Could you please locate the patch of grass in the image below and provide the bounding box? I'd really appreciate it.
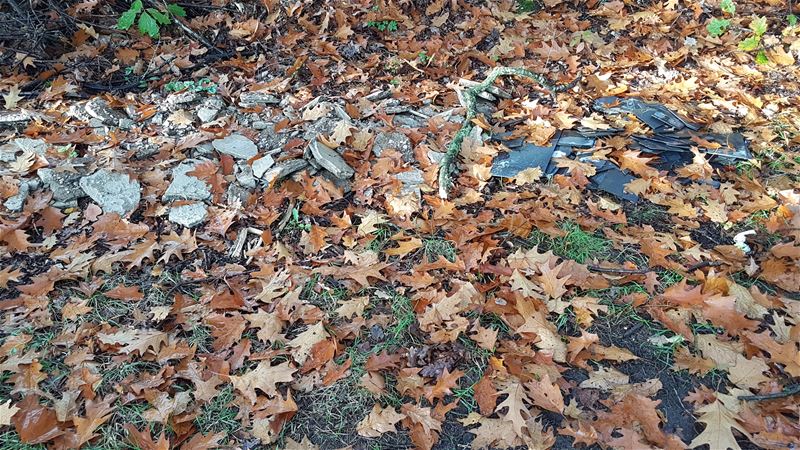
[24,329,56,352]
[366,227,393,253]
[659,270,684,288]
[0,432,46,450]
[529,222,611,264]
[385,292,415,345]
[300,274,350,314]
[186,324,213,353]
[85,401,149,450]
[86,294,135,327]
[285,375,377,448]
[423,238,457,263]
[516,0,541,13]
[628,203,669,225]
[195,386,240,436]
[101,361,161,392]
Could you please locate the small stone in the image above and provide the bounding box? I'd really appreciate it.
[38,168,86,203]
[372,131,413,162]
[166,91,199,107]
[395,168,424,197]
[212,134,258,160]
[0,111,31,129]
[239,92,280,108]
[163,161,212,202]
[79,169,141,215]
[308,140,354,180]
[236,164,256,189]
[169,203,207,228]
[252,120,269,130]
[226,183,252,205]
[4,182,30,212]
[427,150,446,164]
[197,97,224,123]
[252,155,275,178]
[84,98,130,128]
[262,159,309,185]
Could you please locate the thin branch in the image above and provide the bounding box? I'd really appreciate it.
[586,265,651,275]
[739,384,800,401]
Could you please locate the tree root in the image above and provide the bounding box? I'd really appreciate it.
[437,67,581,199]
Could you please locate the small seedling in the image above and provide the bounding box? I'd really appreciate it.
[366,20,398,32]
[287,207,311,232]
[117,0,186,38]
[164,78,217,94]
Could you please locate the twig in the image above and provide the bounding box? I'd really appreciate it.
[587,265,651,275]
[739,384,800,401]
[163,269,255,298]
[438,67,581,199]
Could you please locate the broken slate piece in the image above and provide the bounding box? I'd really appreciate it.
[586,159,639,202]
[163,161,212,202]
[308,140,355,179]
[593,96,700,133]
[0,111,32,129]
[395,168,424,197]
[252,155,275,178]
[0,138,47,162]
[238,92,280,108]
[85,98,133,128]
[79,169,141,215]
[212,134,258,160]
[262,159,309,185]
[491,141,558,178]
[169,203,208,228]
[197,97,224,123]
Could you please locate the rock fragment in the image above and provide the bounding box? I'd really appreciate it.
[169,203,208,228]
[212,134,258,160]
[79,169,141,215]
[372,131,413,162]
[197,97,224,124]
[163,161,212,202]
[252,155,275,179]
[262,159,309,184]
[4,182,30,212]
[308,140,354,179]
[38,167,86,205]
[239,92,280,108]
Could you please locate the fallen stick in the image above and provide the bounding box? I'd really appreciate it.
[739,384,800,401]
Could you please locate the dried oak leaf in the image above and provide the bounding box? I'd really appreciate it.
[356,404,406,437]
[11,395,63,444]
[231,360,296,404]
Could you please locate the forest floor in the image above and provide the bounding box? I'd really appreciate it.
[1,1,800,449]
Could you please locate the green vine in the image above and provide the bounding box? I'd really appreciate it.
[437,67,580,199]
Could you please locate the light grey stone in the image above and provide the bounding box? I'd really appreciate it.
[236,164,256,189]
[1,138,47,163]
[166,91,199,107]
[262,159,309,184]
[428,150,446,164]
[308,140,354,180]
[0,111,31,129]
[252,120,269,130]
[4,182,30,212]
[197,97,224,123]
[84,98,130,128]
[169,203,207,228]
[239,92,280,108]
[38,168,86,203]
[163,161,211,202]
[226,183,251,205]
[372,131,413,162]
[79,169,141,215]
[252,155,275,178]
[395,168,424,197]
[212,134,257,160]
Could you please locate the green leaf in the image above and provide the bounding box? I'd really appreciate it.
[138,11,160,37]
[130,0,143,13]
[707,18,730,37]
[166,3,187,17]
[788,14,798,27]
[147,8,171,25]
[117,9,137,30]
[738,35,760,51]
[750,16,767,36]
[720,0,735,15]
[755,50,769,65]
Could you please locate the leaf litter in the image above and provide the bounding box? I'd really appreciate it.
[1,1,800,449]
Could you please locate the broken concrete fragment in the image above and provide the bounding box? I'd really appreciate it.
[262,159,309,185]
[239,92,280,108]
[235,164,256,189]
[0,138,47,162]
[38,167,87,204]
[166,91,199,108]
[308,140,354,179]
[79,169,141,215]
[212,134,258,160]
[251,155,275,178]
[0,111,32,129]
[169,203,208,228]
[85,98,133,128]
[197,97,224,123]
[372,131,413,162]
[395,168,424,197]
[4,182,30,212]
[163,161,212,202]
